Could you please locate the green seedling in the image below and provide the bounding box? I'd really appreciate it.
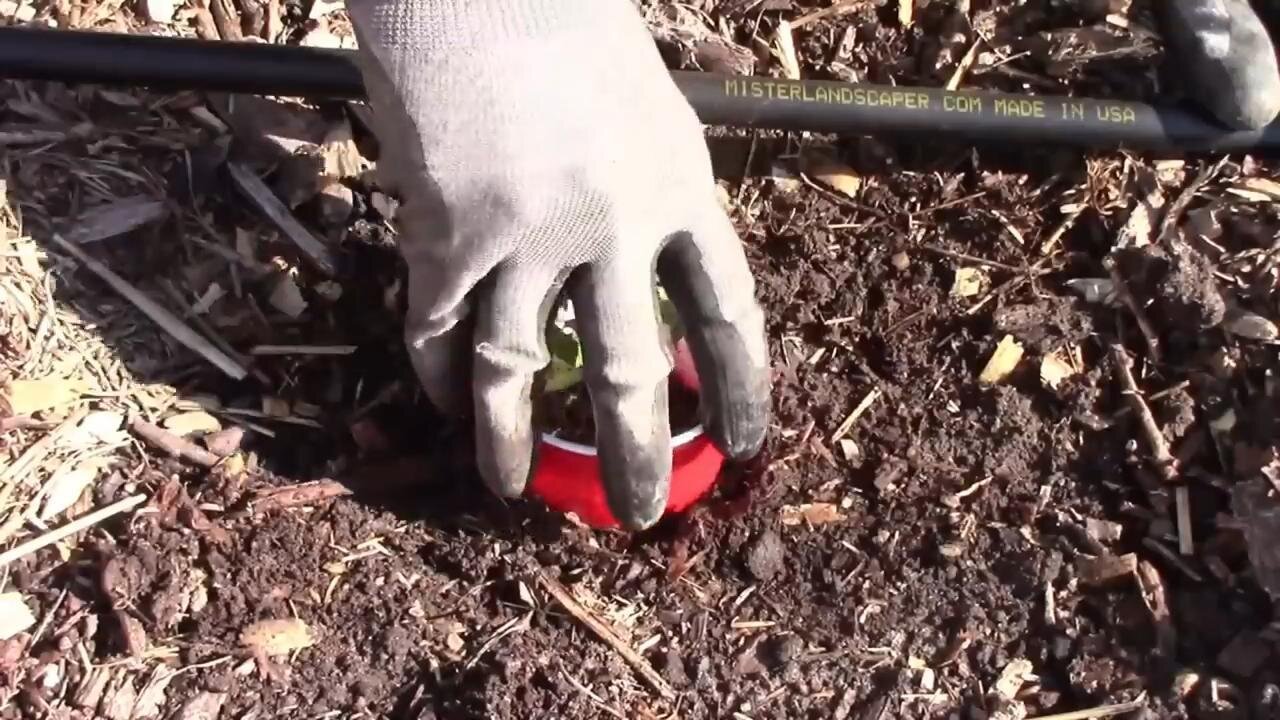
[542,287,682,394]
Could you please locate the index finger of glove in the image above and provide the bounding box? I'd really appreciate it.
[570,259,673,531]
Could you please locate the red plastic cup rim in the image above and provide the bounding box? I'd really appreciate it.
[537,424,708,456]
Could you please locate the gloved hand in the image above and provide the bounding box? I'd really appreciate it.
[1157,0,1280,130]
[345,0,771,529]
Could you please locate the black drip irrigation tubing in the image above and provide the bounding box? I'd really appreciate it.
[2,26,1280,152]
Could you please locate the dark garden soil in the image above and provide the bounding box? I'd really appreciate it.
[4,1,1280,719]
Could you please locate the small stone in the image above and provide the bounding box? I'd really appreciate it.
[765,634,804,667]
[661,648,690,687]
[1217,632,1273,678]
[891,251,911,271]
[733,643,767,676]
[142,0,175,23]
[745,530,785,581]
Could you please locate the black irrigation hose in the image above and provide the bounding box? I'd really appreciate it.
[4,25,1280,152]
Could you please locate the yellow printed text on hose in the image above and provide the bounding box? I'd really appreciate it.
[721,78,1139,126]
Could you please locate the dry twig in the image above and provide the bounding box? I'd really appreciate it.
[1109,345,1177,482]
[227,162,337,277]
[128,419,222,468]
[0,494,147,569]
[1104,256,1162,363]
[536,570,676,701]
[1027,696,1147,720]
[1156,157,1228,246]
[47,232,249,381]
[830,388,881,444]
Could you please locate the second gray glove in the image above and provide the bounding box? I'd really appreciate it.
[1158,0,1280,130]
[346,0,771,529]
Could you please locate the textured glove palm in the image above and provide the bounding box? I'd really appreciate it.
[346,0,770,529]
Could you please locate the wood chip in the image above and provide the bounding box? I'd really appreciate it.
[1076,553,1138,586]
[806,156,861,198]
[898,0,914,26]
[951,267,988,298]
[774,20,801,80]
[1085,518,1123,544]
[1229,177,1280,201]
[994,658,1033,700]
[1025,696,1148,720]
[174,692,227,720]
[320,118,365,181]
[979,335,1024,385]
[240,618,315,657]
[781,503,845,526]
[0,593,35,640]
[227,162,336,277]
[249,480,351,514]
[63,196,168,245]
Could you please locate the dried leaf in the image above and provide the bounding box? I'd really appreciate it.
[240,618,316,656]
[806,156,862,198]
[162,411,222,436]
[0,594,35,640]
[65,411,126,447]
[1064,278,1120,307]
[1223,310,1279,342]
[268,273,308,318]
[781,503,845,526]
[979,335,1024,385]
[41,465,98,520]
[2,378,87,415]
[1039,352,1075,390]
[951,267,988,298]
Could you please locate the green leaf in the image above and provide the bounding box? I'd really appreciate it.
[655,286,683,341]
[543,358,584,393]
[546,322,582,368]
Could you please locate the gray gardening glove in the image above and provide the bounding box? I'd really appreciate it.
[1157,0,1280,130]
[345,0,771,529]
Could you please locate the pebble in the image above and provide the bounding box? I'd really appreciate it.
[765,633,804,667]
[745,530,785,581]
